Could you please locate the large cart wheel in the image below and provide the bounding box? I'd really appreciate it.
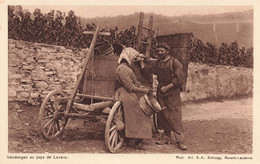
[38,90,68,140]
[105,101,124,153]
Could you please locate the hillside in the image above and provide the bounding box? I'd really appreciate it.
[80,10,253,48]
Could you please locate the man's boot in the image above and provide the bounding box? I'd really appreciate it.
[178,142,187,150]
[172,132,187,150]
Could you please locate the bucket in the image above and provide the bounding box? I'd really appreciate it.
[94,43,114,56]
[139,94,162,116]
[139,95,154,116]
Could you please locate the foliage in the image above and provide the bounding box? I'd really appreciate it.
[189,38,253,68]
[8,6,253,68]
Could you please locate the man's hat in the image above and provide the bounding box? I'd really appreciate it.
[157,42,170,50]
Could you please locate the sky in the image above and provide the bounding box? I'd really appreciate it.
[22,5,253,18]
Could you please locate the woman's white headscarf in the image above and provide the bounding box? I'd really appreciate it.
[118,47,140,65]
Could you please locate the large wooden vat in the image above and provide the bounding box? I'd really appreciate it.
[83,54,118,98]
[82,53,152,98]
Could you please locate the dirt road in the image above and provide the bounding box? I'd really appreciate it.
[8,97,252,154]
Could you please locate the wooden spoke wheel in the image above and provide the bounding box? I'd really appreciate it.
[105,101,125,153]
[38,90,68,140]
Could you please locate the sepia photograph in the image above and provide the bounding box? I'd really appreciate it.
[0,0,258,163]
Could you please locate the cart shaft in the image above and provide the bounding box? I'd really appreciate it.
[73,101,113,112]
[55,96,113,112]
[76,93,114,101]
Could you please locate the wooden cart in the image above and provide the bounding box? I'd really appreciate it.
[38,25,153,153]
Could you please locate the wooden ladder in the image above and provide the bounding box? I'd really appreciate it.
[135,12,154,58]
[65,26,111,114]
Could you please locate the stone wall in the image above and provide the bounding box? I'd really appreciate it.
[181,62,253,102]
[8,39,253,105]
[8,39,86,105]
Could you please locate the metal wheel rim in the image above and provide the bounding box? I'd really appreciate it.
[38,90,68,140]
[153,113,164,134]
[105,101,124,153]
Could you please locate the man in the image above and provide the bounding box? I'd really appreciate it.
[139,42,187,150]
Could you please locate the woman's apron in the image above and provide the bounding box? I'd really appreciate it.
[115,88,152,139]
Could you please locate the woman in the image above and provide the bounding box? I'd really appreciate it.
[115,47,152,147]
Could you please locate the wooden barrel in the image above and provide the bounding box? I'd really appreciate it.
[156,33,193,92]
